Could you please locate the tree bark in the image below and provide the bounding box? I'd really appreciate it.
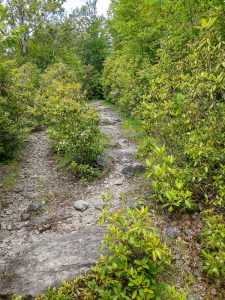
[18,3,27,57]
[21,32,27,57]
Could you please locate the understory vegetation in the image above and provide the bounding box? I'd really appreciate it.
[0,0,106,177]
[102,0,225,290]
[1,0,225,298]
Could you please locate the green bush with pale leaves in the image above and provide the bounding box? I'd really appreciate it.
[200,211,225,278]
[38,63,102,177]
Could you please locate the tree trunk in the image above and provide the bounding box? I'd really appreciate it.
[21,32,27,57]
[19,4,27,57]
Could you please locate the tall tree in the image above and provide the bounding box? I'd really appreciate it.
[68,0,109,71]
[3,0,64,57]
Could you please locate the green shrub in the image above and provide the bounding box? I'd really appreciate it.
[0,98,21,161]
[38,63,102,177]
[200,210,225,279]
[81,64,103,100]
[137,13,225,212]
[45,96,102,176]
[103,3,225,214]
[41,62,77,89]
[6,62,40,128]
[102,53,148,115]
[0,60,15,97]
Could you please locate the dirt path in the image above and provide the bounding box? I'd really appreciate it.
[0,101,145,297]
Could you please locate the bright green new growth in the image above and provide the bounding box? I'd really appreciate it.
[200,210,225,278]
[0,62,40,161]
[102,0,225,284]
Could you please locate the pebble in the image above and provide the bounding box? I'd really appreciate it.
[21,211,31,221]
[165,226,179,239]
[105,142,121,149]
[74,201,89,212]
[194,269,202,278]
[14,188,22,194]
[27,201,42,212]
[7,225,12,231]
[94,204,103,210]
[111,179,124,186]
[172,253,182,261]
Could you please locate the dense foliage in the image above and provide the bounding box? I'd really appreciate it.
[103,1,225,210]
[103,0,225,284]
[0,1,104,172]
[0,98,21,160]
[200,210,225,277]
[37,63,102,177]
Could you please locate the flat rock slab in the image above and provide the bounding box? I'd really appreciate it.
[0,226,105,297]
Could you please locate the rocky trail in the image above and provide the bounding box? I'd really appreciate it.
[0,101,145,297]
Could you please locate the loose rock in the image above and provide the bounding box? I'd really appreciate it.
[14,188,22,194]
[27,201,42,212]
[122,163,146,176]
[21,211,31,222]
[74,200,89,212]
[96,155,112,169]
[165,226,179,239]
[111,178,124,186]
[105,142,121,149]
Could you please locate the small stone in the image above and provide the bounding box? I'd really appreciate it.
[165,226,179,239]
[0,229,10,242]
[127,199,137,208]
[124,152,136,161]
[194,269,201,278]
[122,163,146,176]
[112,179,124,186]
[7,225,12,231]
[4,209,12,215]
[27,201,41,212]
[95,204,103,210]
[96,155,112,169]
[14,188,22,194]
[74,201,89,212]
[101,118,120,126]
[105,151,120,160]
[148,210,155,217]
[21,211,31,221]
[172,253,182,261]
[16,223,25,230]
[101,119,113,125]
[105,142,121,149]
[38,223,52,233]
